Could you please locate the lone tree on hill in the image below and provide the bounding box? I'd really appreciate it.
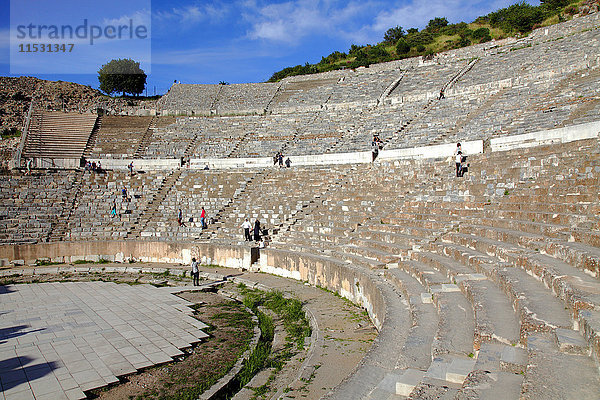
[98,59,146,96]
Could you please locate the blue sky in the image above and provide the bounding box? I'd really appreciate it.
[0,0,537,95]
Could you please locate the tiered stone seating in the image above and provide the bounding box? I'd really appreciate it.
[213,82,280,114]
[210,166,349,242]
[156,84,220,114]
[274,138,600,397]
[328,69,401,105]
[140,170,252,241]
[22,111,97,159]
[90,116,154,158]
[64,170,164,240]
[145,117,241,159]
[269,77,339,111]
[388,62,465,100]
[0,171,76,244]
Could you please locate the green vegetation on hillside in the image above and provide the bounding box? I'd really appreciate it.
[267,0,586,82]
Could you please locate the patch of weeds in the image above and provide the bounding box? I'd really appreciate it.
[73,259,110,265]
[504,189,509,196]
[1,273,23,285]
[468,352,474,358]
[251,383,270,398]
[35,259,64,266]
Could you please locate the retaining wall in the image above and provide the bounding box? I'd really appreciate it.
[490,120,600,152]
[0,241,252,269]
[378,139,484,161]
[87,158,182,170]
[259,248,385,330]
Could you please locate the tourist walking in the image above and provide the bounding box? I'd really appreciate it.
[128,162,134,176]
[110,201,117,218]
[191,257,199,286]
[241,218,252,241]
[285,158,291,168]
[439,88,445,100]
[254,219,261,242]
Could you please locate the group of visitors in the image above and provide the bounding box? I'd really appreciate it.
[84,161,102,172]
[177,207,208,229]
[273,152,291,168]
[372,134,383,161]
[241,218,264,244]
[454,142,468,177]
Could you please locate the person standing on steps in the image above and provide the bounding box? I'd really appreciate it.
[191,257,199,286]
[200,207,207,229]
[439,87,445,100]
[178,209,186,227]
[285,157,291,168]
[454,143,466,177]
[241,218,252,241]
[455,151,464,177]
[111,201,118,218]
[128,162,134,176]
[254,219,261,242]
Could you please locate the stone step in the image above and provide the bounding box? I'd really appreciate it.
[384,268,438,370]
[457,342,526,399]
[523,332,600,399]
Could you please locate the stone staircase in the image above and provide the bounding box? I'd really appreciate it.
[82,117,102,159]
[22,110,98,160]
[90,115,155,159]
[128,169,183,239]
[133,116,157,158]
[47,169,85,242]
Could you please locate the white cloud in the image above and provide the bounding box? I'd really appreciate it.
[154,3,229,27]
[243,0,377,44]
[103,9,151,28]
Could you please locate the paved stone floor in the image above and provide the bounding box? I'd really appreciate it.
[0,282,209,400]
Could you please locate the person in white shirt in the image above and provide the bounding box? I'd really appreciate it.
[241,218,252,241]
[454,143,466,177]
[191,257,199,286]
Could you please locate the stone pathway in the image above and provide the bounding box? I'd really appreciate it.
[0,282,209,400]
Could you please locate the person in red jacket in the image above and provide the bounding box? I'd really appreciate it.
[200,207,207,229]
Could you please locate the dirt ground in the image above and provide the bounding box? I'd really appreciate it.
[1,262,377,399]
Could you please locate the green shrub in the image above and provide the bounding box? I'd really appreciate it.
[395,39,411,54]
[487,2,544,33]
[406,31,435,47]
[472,27,490,40]
[564,5,578,15]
